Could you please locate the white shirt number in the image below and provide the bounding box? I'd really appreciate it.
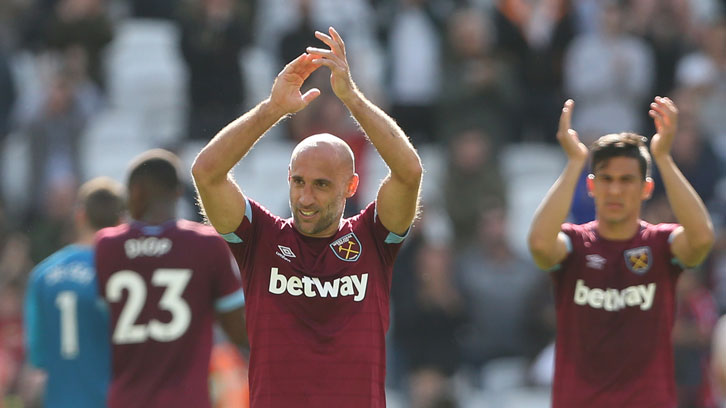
[106,268,192,344]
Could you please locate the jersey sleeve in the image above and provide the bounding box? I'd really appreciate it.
[657,222,686,270]
[210,235,245,312]
[368,201,409,266]
[536,223,576,273]
[24,269,45,368]
[220,198,277,270]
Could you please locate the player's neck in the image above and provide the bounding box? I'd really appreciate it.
[75,229,96,246]
[596,216,641,241]
[136,201,177,225]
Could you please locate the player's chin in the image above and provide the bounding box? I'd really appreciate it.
[293,216,317,234]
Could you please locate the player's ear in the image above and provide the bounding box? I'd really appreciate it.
[586,174,595,197]
[346,173,359,198]
[642,177,654,200]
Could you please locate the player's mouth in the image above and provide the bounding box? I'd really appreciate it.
[605,202,623,210]
[298,208,318,220]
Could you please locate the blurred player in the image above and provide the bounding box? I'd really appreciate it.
[528,96,714,407]
[192,27,422,407]
[24,177,124,407]
[95,149,246,408]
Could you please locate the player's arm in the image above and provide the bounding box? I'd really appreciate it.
[528,100,588,270]
[192,53,322,233]
[23,272,45,368]
[307,27,423,235]
[217,306,248,348]
[648,96,714,267]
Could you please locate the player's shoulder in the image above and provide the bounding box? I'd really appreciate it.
[96,223,132,243]
[345,201,376,226]
[174,219,230,247]
[561,221,597,237]
[30,245,91,282]
[175,219,219,237]
[639,221,680,240]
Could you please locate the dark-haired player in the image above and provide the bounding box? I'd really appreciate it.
[528,96,714,407]
[95,149,246,408]
[192,27,422,407]
[25,177,124,407]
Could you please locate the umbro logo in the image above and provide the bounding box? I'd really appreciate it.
[276,245,296,262]
[586,254,606,270]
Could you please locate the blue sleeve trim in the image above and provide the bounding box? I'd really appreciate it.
[667,228,689,268]
[542,233,571,273]
[374,202,411,244]
[671,257,687,268]
[385,229,409,244]
[562,233,573,253]
[244,197,252,222]
[221,232,243,243]
[544,264,562,272]
[221,197,252,243]
[215,288,246,312]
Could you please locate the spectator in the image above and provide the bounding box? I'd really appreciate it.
[675,15,726,160]
[437,7,519,144]
[442,128,506,248]
[495,0,575,142]
[456,206,540,370]
[44,0,113,90]
[397,242,465,408]
[0,49,16,205]
[379,0,446,144]
[179,0,255,141]
[672,269,719,408]
[21,67,95,222]
[563,0,654,138]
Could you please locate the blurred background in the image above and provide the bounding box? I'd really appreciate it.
[0,0,725,407]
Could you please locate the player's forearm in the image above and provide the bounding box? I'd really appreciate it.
[654,154,714,250]
[340,90,422,185]
[192,99,287,185]
[528,159,585,253]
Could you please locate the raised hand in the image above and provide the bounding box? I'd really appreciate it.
[648,96,678,159]
[306,27,356,103]
[269,53,322,114]
[557,99,588,161]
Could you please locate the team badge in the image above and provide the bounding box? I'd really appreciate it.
[330,233,362,262]
[624,246,651,275]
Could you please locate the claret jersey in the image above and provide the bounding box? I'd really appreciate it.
[223,198,406,408]
[95,219,245,408]
[550,220,682,408]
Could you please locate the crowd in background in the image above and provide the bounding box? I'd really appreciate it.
[0,0,725,406]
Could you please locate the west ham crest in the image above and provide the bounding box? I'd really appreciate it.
[330,233,362,262]
[624,246,652,275]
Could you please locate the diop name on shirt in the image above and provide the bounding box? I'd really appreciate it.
[268,267,368,302]
[574,279,656,311]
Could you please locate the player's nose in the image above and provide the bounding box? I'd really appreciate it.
[297,185,315,206]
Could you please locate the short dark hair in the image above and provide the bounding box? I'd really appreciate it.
[127,149,182,193]
[78,177,125,230]
[590,132,651,180]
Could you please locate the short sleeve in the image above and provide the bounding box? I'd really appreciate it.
[211,236,245,312]
[221,198,279,270]
[368,202,408,266]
